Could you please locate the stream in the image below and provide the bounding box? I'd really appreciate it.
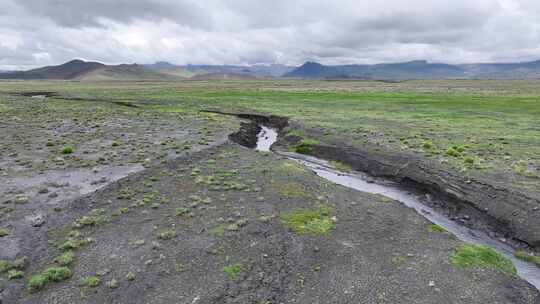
[255,126,540,290]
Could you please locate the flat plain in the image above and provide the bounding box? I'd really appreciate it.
[0,79,539,303]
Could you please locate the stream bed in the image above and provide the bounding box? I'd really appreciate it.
[255,126,540,290]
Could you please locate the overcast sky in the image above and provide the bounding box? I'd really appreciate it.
[2,0,540,69]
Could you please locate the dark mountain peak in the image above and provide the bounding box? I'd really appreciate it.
[64,59,86,65]
[301,61,323,68]
[284,61,327,78]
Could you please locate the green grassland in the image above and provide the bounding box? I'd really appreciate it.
[1,79,538,194]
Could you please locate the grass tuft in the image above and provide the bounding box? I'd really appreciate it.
[428,224,448,233]
[329,160,352,172]
[280,205,334,234]
[79,276,100,287]
[514,251,540,268]
[61,146,74,154]
[450,244,516,275]
[223,263,241,280]
[54,251,74,266]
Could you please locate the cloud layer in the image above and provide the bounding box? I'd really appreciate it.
[2,0,540,69]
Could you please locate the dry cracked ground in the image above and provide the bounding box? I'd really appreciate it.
[0,91,538,303]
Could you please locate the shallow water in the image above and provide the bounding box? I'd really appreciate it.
[255,126,540,290]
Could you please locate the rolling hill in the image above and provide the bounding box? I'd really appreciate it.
[0,60,183,81]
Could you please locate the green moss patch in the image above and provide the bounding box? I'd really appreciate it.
[280,205,335,235]
[450,244,516,275]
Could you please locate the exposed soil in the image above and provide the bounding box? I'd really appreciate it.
[2,143,537,303]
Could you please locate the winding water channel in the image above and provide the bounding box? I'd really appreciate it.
[255,126,540,290]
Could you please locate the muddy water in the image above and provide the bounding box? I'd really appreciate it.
[255,126,540,290]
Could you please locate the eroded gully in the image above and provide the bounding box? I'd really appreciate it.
[255,125,540,290]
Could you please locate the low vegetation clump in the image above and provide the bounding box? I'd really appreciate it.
[7,269,24,280]
[175,207,190,217]
[514,251,540,268]
[223,263,241,280]
[0,260,10,272]
[61,146,74,154]
[126,272,136,281]
[292,139,320,155]
[450,244,516,275]
[79,276,100,287]
[106,279,119,289]
[446,147,461,157]
[157,229,177,240]
[0,228,9,237]
[464,157,475,165]
[280,205,335,234]
[27,267,72,292]
[422,140,434,149]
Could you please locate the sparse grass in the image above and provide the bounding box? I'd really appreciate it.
[280,205,335,234]
[0,228,9,237]
[79,276,100,287]
[175,207,190,216]
[278,183,309,199]
[450,244,516,275]
[428,224,448,233]
[157,229,176,240]
[106,279,119,289]
[209,225,225,237]
[514,251,540,268]
[223,263,241,280]
[329,160,352,172]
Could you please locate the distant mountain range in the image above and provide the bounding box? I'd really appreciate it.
[0,60,294,81]
[2,59,540,81]
[285,60,540,80]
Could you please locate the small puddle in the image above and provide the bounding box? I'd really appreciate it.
[255,126,540,290]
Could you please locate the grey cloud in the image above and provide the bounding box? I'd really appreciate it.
[2,0,540,69]
[15,0,214,28]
